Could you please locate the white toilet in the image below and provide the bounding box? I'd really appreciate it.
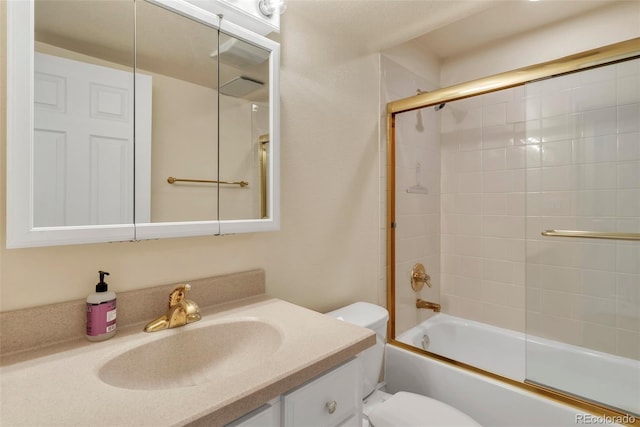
[327,302,481,427]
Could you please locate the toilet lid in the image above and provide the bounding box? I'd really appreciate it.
[368,391,482,427]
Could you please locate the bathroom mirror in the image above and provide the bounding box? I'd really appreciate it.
[134,0,221,226]
[6,0,280,247]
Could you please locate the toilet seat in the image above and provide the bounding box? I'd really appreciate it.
[368,391,482,427]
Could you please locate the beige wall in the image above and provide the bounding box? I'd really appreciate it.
[149,71,220,222]
[0,2,381,312]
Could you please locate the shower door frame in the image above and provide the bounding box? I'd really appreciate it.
[386,37,640,424]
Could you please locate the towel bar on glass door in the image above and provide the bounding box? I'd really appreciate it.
[541,230,640,241]
[167,177,249,187]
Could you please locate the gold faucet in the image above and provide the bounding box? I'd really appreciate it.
[416,298,441,313]
[144,284,201,332]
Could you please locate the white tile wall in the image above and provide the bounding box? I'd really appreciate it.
[439,58,639,360]
[526,58,640,360]
[440,87,528,333]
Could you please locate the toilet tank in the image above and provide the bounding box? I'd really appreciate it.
[326,302,389,397]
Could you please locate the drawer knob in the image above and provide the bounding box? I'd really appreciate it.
[326,400,337,414]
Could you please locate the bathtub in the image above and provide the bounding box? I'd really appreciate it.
[389,314,638,425]
[396,314,525,380]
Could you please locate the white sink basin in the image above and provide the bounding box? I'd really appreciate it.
[98,319,282,390]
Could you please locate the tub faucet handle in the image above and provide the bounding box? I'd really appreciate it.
[411,263,431,291]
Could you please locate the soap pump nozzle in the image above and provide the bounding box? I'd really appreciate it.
[96,270,110,292]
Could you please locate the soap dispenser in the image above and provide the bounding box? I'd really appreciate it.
[86,271,117,341]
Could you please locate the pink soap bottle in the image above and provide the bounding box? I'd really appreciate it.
[86,271,117,341]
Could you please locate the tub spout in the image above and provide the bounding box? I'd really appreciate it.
[416,298,441,312]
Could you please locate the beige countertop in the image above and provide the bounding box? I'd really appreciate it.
[0,296,375,426]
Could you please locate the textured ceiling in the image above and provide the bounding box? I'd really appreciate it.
[285,0,499,52]
[413,0,627,59]
[287,0,629,57]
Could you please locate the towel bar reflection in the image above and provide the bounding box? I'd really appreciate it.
[541,230,640,241]
[167,177,249,187]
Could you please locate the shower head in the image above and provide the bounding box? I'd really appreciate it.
[416,89,446,112]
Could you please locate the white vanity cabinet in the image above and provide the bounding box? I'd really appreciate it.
[283,358,362,427]
[225,358,362,427]
[225,399,281,427]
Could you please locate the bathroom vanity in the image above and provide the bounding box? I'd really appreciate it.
[0,271,374,426]
[224,358,362,427]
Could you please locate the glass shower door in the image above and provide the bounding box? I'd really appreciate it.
[524,57,640,415]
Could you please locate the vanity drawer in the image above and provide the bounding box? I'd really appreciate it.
[283,358,362,427]
[225,398,280,427]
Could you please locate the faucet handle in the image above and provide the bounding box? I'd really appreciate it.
[411,263,431,291]
[144,284,200,332]
[168,284,191,307]
[168,283,200,321]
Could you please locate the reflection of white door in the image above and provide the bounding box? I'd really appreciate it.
[33,52,151,226]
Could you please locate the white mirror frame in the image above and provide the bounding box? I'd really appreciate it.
[218,15,280,236]
[6,0,280,248]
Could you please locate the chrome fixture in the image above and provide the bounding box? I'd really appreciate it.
[144,284,201,332]
[411,263,431,291]
[415,89,445,111]
[258,0,286,17]
[421,334,430,350]
[416,298,441,313]
[406,163,429,194]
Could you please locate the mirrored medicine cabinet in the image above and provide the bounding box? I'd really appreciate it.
[6,0,280,248]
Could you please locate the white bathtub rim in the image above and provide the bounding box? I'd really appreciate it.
[397,313,639,367]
